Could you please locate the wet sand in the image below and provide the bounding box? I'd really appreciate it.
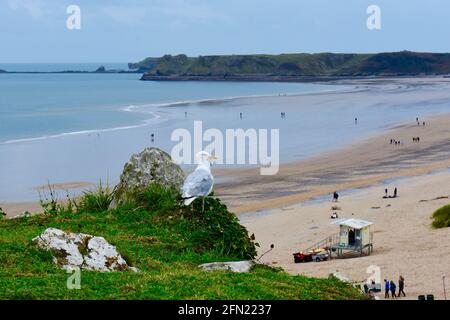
[215,112,450,214]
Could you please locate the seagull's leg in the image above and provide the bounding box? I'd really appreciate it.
[202,197,205,213]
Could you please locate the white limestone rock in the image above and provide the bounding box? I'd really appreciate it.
[329,271,350,283]
[32,228,136,272]
[198,260,255,273]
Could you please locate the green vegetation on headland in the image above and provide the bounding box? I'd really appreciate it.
[432,204,450,229]
[0,184,363,300]
[131,51,450,81]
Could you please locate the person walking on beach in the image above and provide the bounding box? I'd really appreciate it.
[398,275,406,297]
[384,279,390,298]
[355,117,358,124]
[332,191,339,202]
[240,112,243,119]
[390,280,397,298]
[394,187,397,198]
[385,188,388,198]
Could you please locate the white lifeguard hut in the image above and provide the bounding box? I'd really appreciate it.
[300,218,374,259]
[331,218,374,256]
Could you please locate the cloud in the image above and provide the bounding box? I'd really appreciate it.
[7,0,48,19]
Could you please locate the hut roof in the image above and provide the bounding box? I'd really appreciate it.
[334,218,373,229]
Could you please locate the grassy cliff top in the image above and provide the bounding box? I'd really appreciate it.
[0,184,363,300]
[131,51,450,78]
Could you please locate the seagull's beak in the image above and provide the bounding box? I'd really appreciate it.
[208,155,218,162]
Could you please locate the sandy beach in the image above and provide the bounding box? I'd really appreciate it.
[213,77,450,214]
[240,170,450,300]
[216,112,450,214]
[1,77,449,299]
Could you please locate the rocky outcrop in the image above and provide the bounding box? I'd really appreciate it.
[95,65,106,73]
[114,148,185,203]
[198,261,255,273]
[32,228,137,272]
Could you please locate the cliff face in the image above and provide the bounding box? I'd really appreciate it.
[134,51,450,81]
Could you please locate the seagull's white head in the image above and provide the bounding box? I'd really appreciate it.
[195,151,217,168]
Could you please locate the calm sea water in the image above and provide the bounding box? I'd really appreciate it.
[0,63,340,201]
[0,64,331,143]
[1,64,450,202]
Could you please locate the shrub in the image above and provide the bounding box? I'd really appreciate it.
[78,181,115,213]
[38,182,62,215]
[182,196,258,260]
[432,204,450,229]
[119,184,258,260]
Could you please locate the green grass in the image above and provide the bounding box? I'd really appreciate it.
[0,184,364,300]
[432,204,450,229]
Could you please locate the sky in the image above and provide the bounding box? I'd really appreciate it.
[0,0,449,63]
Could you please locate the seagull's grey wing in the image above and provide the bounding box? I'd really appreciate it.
[182,168,214,198]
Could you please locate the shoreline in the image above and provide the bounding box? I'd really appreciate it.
[0,82,353,146]
[3,110,450,218]
[212,111,450,214]
[4,76,450,218]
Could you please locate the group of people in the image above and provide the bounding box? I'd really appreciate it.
[384,187,398,199]
[384,276,406,298]
[390,139,403,146]
[416,118,426,126]
[241,111,287,119]
[412,137,421,142]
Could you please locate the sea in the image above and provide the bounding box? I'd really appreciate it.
[1,63,450,202]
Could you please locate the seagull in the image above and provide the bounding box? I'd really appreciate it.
[182,151,217,211]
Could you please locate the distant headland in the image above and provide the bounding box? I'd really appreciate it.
[0,65,140,74]
[131,51,450,82]
[4,51,450,81]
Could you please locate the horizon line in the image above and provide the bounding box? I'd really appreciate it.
[3,49,450,64]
